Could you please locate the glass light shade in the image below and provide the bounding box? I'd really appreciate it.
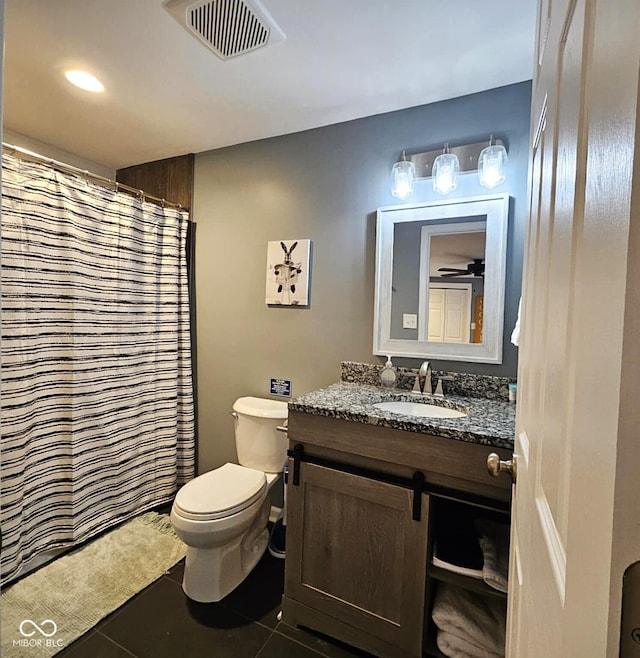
[478,144,508,188]
[432,153,459,195]
[391,159,416,200]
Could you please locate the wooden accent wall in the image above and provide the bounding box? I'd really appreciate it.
[116,153,195,210]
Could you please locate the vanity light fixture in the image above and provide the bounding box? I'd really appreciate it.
[478,135,508,189]
[64,70,105,93]
[391,137,508,197]
[390,150,416,200]
[432,144,460,195]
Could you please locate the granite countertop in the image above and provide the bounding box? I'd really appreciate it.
[289,382,515,450]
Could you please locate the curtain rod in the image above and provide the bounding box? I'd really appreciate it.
[2,142,190,215]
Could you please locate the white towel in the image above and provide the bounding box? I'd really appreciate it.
[432,584,506,656]
[510,297,521,346]
[432,546,484,580]
[437,630,503,658]
[476,519,510,594]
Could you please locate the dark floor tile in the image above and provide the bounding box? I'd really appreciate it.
[164,559,184,586]
[257,631,324,658]
[94,573,170,632]
[218,551,285,628]
[276,622,375,658]
[57,631,135,658]
[99,576,271,658]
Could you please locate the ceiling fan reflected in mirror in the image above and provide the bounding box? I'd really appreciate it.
[438,258,485,278]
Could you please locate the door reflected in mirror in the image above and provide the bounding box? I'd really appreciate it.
[375,195,508,363]
[426,227,486,344]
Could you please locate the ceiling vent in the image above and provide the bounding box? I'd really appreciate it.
[164,0,286,60]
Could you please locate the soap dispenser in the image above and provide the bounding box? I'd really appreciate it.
[380,356,397,389]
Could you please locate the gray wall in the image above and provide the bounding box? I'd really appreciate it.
[193,81,531,475]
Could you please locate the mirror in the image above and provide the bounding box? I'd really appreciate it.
[374,194,509,363]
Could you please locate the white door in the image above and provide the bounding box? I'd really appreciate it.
[442,288,470,343]
[428,285,471,343]
[505,0,640,655]
[428,288,445,341]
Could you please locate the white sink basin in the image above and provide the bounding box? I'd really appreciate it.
[373,401,467,419]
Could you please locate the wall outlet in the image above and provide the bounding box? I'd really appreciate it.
[402,313,418,329]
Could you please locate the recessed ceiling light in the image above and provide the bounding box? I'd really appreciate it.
[64,70,104,93]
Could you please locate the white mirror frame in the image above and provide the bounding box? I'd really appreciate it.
[373,193,509,363]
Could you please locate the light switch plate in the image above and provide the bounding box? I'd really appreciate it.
[402,313,417,329]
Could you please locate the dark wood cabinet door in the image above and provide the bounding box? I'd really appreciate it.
[284,461,429,657]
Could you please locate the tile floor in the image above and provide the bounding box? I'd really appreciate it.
[58,552,374,658]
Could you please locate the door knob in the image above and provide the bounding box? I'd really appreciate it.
[487,452,517,482]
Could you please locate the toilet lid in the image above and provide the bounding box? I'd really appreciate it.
[174,463,267,520]
[232,396,288,419]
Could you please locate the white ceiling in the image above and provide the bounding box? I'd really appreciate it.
[3,0,537,170]
[430,232,487,276]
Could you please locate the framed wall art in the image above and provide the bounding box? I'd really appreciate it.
[265,239,311,306]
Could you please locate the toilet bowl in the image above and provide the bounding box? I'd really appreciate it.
[170,396,288,602]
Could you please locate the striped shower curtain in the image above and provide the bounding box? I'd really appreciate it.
[0,152,195,584]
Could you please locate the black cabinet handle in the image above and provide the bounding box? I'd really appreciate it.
[291,443,303,486]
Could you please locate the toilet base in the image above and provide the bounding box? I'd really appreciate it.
[181,499,270,602]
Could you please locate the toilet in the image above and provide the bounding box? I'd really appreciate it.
[170,396,288,602]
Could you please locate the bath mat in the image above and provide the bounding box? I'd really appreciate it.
[1,512,186,657]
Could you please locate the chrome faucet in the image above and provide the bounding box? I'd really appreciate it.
[420,361,432,395]
[433,375,455,397]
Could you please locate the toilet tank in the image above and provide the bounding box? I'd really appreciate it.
[232,397,288,473]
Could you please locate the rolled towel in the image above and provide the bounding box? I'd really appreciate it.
[476,519,510,593]
[437,629,503,658]
[432,583,506,656]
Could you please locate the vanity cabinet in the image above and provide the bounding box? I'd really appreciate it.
[281,410,512,658]
[285,461,429,657]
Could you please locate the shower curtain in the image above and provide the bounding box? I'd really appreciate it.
[0,152,195,584]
